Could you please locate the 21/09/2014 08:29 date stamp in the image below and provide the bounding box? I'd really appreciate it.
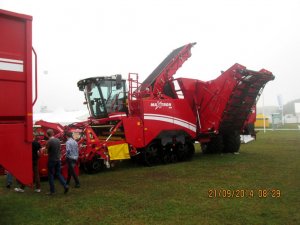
[208,189,281,198]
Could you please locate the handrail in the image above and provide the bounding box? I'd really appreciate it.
[32,47,38,105]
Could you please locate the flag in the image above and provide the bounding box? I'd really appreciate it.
[277,95,283,110]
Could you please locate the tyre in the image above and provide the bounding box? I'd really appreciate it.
[184,141,195,160]
[83,155,105,173]
[205,135,224,154]
[176,143,186,161]
[143,141,161,166]
[223,132,241,153]
[161,144,172,164]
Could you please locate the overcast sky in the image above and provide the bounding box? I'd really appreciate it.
[1,0,300,112]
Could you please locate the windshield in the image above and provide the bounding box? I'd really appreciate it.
[85,82,106,118]
[84,78,127,118]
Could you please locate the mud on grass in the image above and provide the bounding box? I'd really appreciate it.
[0,130,299,225]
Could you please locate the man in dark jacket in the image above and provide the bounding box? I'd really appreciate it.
[32,135,41,192]
[46,129,69,195]
[14,135,42,193]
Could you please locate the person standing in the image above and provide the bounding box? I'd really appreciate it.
[14,135,42,193]
[5,171,25,193]
[32,135,41,192]
[66,132,80,188]
[46,129,69,195]
[6,171,13,188]
[14,181,25,193]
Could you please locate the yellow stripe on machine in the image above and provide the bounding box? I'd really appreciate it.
[108,143,130,160]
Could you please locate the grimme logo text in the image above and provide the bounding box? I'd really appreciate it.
[150,101,172,110]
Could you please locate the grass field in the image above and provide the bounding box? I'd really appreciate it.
[0,130,299,225]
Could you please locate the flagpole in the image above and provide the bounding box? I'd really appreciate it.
[282,102,284,126]
[263,93,266,133]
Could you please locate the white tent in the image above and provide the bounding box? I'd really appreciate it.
[33,108,89,125]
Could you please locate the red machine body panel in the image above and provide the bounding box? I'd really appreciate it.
[122,116,144,148]
[177,63,274,135]
[0,10,33,185]
[141,99,196,146]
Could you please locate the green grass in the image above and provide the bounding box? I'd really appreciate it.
[1,131,299,225]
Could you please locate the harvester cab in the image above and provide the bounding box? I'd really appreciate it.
[77,75,128,119]
[77,75,132,171]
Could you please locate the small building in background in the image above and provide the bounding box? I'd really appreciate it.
[271,113,283,129]
[295,103,300,123]
[284,114,298,123]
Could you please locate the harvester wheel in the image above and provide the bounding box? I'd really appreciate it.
[223,132,241,153]
[201,143,209,154]
[162,144,176,164]
[176,143,186,161]
[162,148,171,164]
[170,146,178,163]
[83,156,105,173]
[205,135,224,154]
[184,141,195,160]
[143,141,161,166]
[176,142,195,160]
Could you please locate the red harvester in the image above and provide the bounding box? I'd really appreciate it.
[68,42,275,170]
